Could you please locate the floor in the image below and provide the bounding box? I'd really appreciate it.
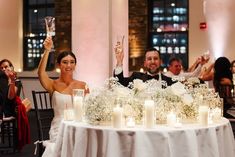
[1,111,38,157]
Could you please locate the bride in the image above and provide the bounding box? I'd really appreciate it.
[38,36,89,156]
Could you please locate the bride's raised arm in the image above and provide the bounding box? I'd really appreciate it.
[38,36,54,94]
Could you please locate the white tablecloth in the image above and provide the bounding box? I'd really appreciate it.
[53,118,235,157]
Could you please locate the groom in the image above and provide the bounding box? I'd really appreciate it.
[114,46,174,87]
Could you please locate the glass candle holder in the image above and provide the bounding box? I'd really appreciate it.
[73,89,84,121]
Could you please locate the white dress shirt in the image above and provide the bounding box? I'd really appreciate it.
[164,64,202,80]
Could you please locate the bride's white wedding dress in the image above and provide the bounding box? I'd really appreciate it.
[42,91,72,157]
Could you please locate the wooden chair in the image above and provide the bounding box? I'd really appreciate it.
[217,85,235,117]
[0,117,17,154]
[0,80,23,154]
[32,90,53,157]
[217,85,235,137]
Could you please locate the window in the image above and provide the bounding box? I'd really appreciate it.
[23,0,55,70]
[149,0,189,69]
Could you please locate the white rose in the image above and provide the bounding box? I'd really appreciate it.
[115,87,131,97]
[182,94,194,105]
[133,79,146,91]
[171,82,187,96]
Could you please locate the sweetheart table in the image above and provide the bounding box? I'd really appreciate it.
[53,118,235,157]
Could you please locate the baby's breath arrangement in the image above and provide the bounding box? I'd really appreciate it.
[84,88,114,124]
[83,77,221,125]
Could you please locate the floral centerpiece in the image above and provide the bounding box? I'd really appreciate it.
[83,77,222,125]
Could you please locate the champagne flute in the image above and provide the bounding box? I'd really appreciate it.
[202,51,210,61]
[45,16,55,51]
[115,35,125,53]
[45,16,55,37]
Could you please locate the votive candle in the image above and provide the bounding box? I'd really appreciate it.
[64,109,74,121]
[174,120,182,128]
[126,117,135,128]
[167,112,176,126]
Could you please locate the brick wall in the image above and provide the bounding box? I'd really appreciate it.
[129,0,148,71]
[55,0,72,54]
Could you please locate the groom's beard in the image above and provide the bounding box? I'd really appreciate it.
[147,68,159,75]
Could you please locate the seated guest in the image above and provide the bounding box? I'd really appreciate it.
[0,59,30,150]
[231,60,235,81]
[231,60,235,74]
[0,59,20,117]
[199,62,214,81]
[164,56,208,80]
[114,46,174,86]
[187,56,202,72]
[213,57,233,117]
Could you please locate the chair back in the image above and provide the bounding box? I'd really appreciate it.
[32,90,53,156]
[217,85,235,114]
[217,85,234,98]
[0,117,17,154]
[217,85,235,137]
[0,80,22,154]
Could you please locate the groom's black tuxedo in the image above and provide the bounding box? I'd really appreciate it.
[114,71,175,87]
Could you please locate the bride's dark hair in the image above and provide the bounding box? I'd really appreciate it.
[57,51,77,64]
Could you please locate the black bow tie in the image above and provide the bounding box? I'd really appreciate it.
[147,73,159,80]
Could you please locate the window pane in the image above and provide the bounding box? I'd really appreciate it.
[37,0,46,4]
[47,8,55,16]
[47,0,54,4]
[29,0,37,5]
[24,0,55,70]
[149,0,188,68]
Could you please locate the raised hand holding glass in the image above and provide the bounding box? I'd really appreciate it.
[115,35,125,53]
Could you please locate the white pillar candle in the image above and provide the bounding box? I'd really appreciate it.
[126,117,135,128]
[144,100,155,128]
[73,96,83,121]
[199,106,209,126]
[112,106,123,128]
[64,109,74,121]
[167,112,176,126]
